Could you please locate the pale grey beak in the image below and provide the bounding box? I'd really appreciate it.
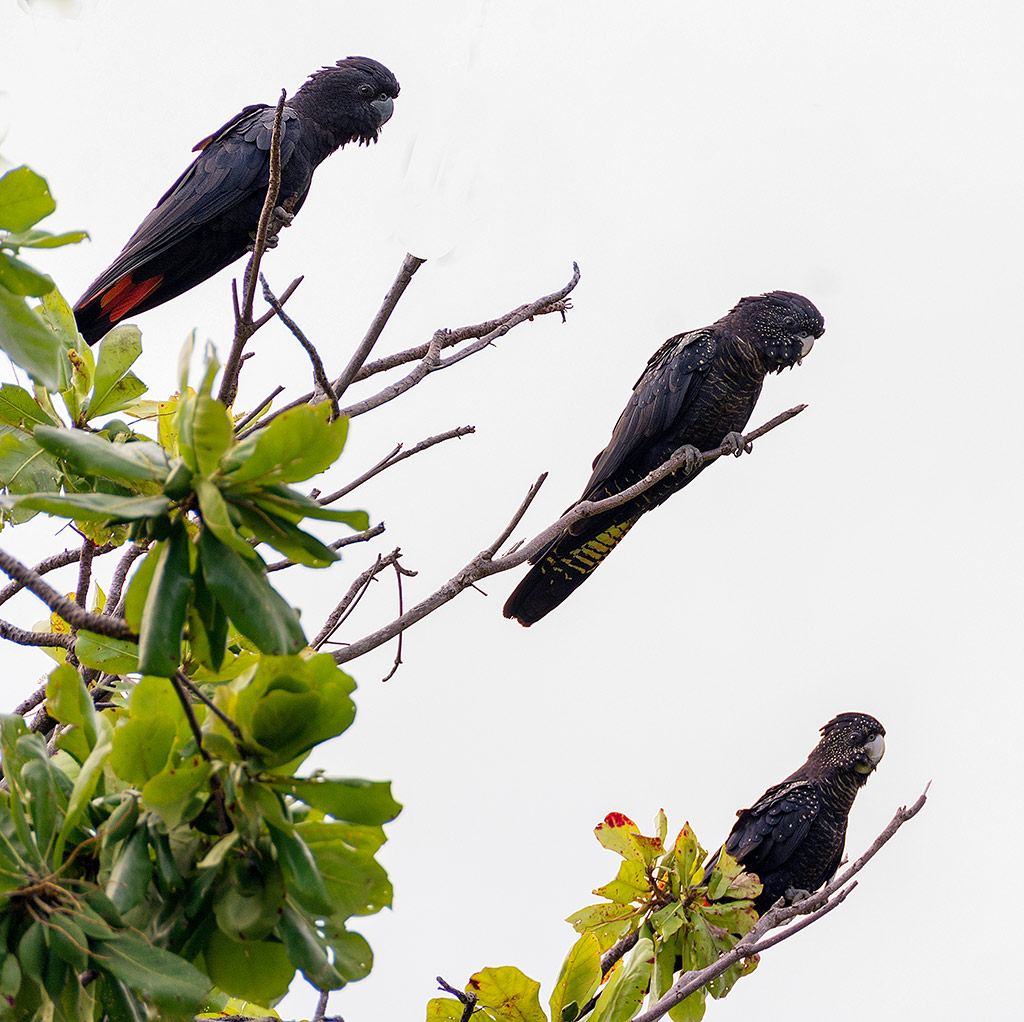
[372,96,394,126]
[799,332,815,358]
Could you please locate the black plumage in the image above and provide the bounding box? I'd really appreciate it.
[73,56,399,345]
[720,712,886,913]
[503,291,825,626]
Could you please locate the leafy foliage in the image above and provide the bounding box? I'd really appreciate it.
[429,812,761,1022]
[0,168,398,1019]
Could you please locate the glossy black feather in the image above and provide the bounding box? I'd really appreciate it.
[74,56,399,344]
[503,291,824,626]
[719,712,886,913]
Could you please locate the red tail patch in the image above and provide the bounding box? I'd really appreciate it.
[99,273,164,324]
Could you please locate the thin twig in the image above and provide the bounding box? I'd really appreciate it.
[254,262,579,430]
[311,548,403,650]
[312,989,330,1022]
[436,977,477,1022]
[0,548,138,642]
[234,385,286,433]
[381,558,417,683]
[332,407,804,665]
[218,89,287,408]
[329,252,426,402]
[168,672,229,835]
[261,274,340,419]
[338,264,581,420]
[176,671,243,741]
[318,426,476,505]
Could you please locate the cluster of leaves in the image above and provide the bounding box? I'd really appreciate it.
[0,661,399,1019]
[427,812,761,1022]
[0,167,400,1019]
[0,165,88,391]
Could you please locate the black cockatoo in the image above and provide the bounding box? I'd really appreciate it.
[503,290,824,625]
[718,712,886,913]
[74,56,399,345]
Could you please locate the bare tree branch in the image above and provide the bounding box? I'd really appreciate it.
[338,264,581,420]
[73,537,94,610]
[630,787,930,1022]
[318,425,476,505]
[104,542,149,617]
[0,618,74,649]
[332,407,805,665]
[219,89,287,409]
[0,542,116,610]
[258,262,580,430]
[261,273,340,420]
[329,252,426,402]
[0,548,138,643]
[312,548,405,651]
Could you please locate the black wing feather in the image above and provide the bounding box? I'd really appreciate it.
[584,329,716,493]
[79,105,298,302]
[724,780,821,877]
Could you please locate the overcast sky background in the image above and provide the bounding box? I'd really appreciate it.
[2,0,1021,1019]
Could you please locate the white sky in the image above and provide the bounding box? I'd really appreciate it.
[2,1,1022,1019]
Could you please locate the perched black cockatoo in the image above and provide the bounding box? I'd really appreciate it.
[718,712,886,914]
[73,56,399,345]
[502,290,824,626]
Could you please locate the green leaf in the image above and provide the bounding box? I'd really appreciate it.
[178,393,232,476]
[254,485,370,527]
[427,998,470,1022]
[33,424,169,485]
[0,253,53,296]
[53,716,113,864]
[468,965,547,1022]
[105,827,153,914]
[203,928,294,1006]
[232,500,340,567]
[86,326,146,420]
[268,776,401,825]
[110,717,175,787]
[590,936,653,1022]
[325,927,373,982]
[0,428,61,521]
[197,529,305,656]
[195,478,252,556]
[214,856,285,942]
[0,490,172,523]
[302,823,392,919]
[222,404,349,485]
[550,933,602,1022]
[45,663,98,749]
[138,521,192,677]
[123,543,159,631]
[1,228,89,249]
[0,167,55,232]
[277,900,345,990]
[593,860,648,906]
[0,383,59,429]
[75,630,139,674]
[268,825,333,916]
[141,758,212,829]
[672,823,707,887]
[0,283,62,389]
[89,931,211,1014]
